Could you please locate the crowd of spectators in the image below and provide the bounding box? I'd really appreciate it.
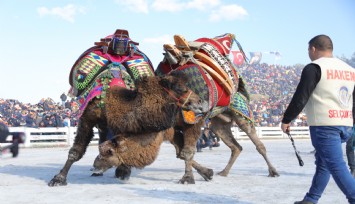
[0,97,79,128]
[0,63,308,128]
[238,63,307,127]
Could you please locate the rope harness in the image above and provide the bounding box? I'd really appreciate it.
[163,87,194,109]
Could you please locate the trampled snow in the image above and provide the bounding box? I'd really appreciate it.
[0,139,348,204]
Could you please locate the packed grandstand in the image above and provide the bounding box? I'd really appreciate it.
[0,63,312,128]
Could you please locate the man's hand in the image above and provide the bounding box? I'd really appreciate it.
[281,123,290,133]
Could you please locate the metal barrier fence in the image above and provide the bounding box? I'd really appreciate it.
[6,126,310,148]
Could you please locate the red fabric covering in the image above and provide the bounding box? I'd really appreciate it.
[109,78,126,88]
[156,62,174,75]
[93,50,124,63]
[212,33,234,56]
[195,37,227,56]
[214,78,230,106]
[195,33,234,56]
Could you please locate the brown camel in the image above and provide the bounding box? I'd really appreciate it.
[96,33,280,184]
[93,106,279,184]
[48,73,206,186]
[92,123,214,182]
[161,34,280,183]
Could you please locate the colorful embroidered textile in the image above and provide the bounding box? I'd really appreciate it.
[68,30,155,118]
[125,58,155,80]
[209,106,228,118]
[174,63,217,110]
[159,33,254,123]
[229,92,254,122]
[199,43,239,93]
[71,52,109,96]
[75,63,135,118]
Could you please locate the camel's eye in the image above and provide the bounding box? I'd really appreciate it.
[106,149,113,156]
[111,139,118,147]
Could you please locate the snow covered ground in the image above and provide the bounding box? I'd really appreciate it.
[0,139,349,204]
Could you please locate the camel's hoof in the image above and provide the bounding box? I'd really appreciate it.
[197,168,214,181]
[268,168,280,177]
[217,171,228,177]
[48,175,67,187]
[115,166,131,180]
[178,175,195,184]
[91,173,103,177]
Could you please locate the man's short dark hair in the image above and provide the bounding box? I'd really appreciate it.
[309,34,333,51]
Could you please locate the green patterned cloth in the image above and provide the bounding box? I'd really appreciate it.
[175,64,217,110]
[229,92,254,123]
[72,52,109,94]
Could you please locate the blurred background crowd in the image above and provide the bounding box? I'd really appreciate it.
[0,97,78,128]
[0,62,336,128]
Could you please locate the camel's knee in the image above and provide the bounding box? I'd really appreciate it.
[231,144,243,155]
[255,144,266,153]
[236,120,253,134]
[68,147,85,161]
[180,146,195,160]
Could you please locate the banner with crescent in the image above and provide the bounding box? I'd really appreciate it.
[231,50,245,66]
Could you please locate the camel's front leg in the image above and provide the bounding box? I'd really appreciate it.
[179,120,204,161]
[91,125,111,176]
[209,116,243,177]
[176,119,204,184]
[169,130,214,181]
[192,160,214,181]
[48,110,97,186]
[179,159,195,184]
[115,164,132,180]
[48,144,88,186]
[234,114,279,177]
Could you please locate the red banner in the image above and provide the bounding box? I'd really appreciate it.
[231,50,244,66]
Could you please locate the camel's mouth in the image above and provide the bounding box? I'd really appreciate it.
[185,100,209,115]
[92,154,114,174]
[91,167,106,175]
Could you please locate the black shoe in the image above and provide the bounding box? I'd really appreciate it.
[294,200,314,204]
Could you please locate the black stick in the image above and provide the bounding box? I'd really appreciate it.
[287,132,304,166]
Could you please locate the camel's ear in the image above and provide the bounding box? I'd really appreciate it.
[118,140,128,152]
[159,75,174,90]
[159,71,187,89]
[160,73,189,97]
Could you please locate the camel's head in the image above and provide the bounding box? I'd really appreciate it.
[92,139,124,174]
[93,130,166,174]
[159,71,209,115]
[91,154,113,175]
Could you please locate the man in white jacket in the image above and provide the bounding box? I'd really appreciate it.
[281,34,355,204]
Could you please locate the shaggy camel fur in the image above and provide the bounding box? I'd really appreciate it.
[96,130,168,170]
[48,73,206,186]
[92,126,214,182]
[93,108,279,184]
[91,77,280,184]
[95,38,281,184]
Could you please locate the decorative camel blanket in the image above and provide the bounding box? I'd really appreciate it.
[68,30,154,118]
[157,33,253,122]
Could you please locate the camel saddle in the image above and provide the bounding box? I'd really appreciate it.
[68,29,155,118]
[157,33,253,122]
